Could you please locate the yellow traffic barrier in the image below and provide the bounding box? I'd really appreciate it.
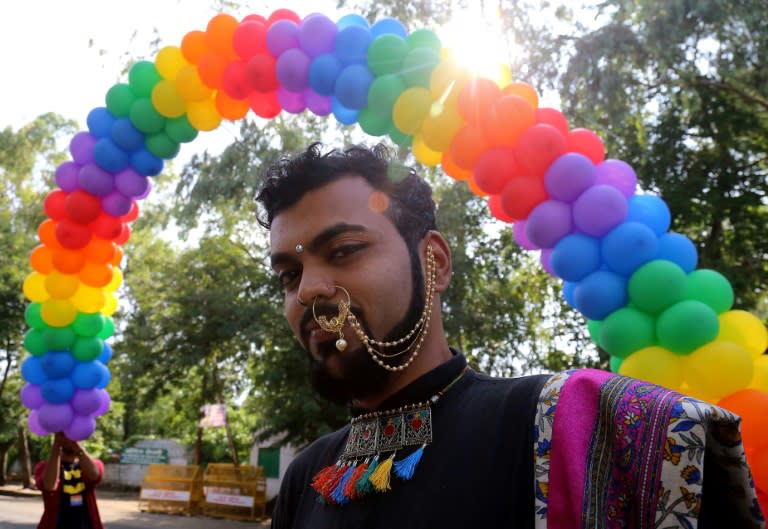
[138,464,203,516]
[201,463,267,521]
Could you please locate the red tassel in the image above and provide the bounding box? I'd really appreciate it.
[343,463,369,500]
[311,463,339,495]
[319,464,347,503]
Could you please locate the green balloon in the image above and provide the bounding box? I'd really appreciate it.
[587,319,602,347]
[358,108,392,136]
[129,98,166,134]
[25,303,46,330]
[146,131,181,159]
[73,312,105,338]
[367,74,405,118]
[106,83,137,117]
[400,48,440,88]
[24,329,48,356]
[628,259,687,314]
[367,35,409,76]
[72,336,104,362]
[165,115,199,143]
[406,28,442,54]
[599,307,656,358]
[387,126,412,148]
[98,317,116,340]
[43,326,77,351]
[685,269,734,314]
[129,61,162,98]
[656,300,719,354]
[609,355,623,373]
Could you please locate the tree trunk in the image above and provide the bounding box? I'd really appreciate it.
[194,427,203,466]
[17,426,32,489]
[0,446,8,486]
[224,418,240,467]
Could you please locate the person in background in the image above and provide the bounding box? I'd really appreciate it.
[34,432,104,529]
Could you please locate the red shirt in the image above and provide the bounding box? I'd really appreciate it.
[33,458,105,529]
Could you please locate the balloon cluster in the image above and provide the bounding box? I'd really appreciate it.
[18,9,768,501]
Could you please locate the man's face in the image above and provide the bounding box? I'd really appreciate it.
[270,176,422,402]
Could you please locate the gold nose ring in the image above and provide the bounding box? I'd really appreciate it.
[312,286,352,351]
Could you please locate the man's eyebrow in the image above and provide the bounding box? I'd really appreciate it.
[270,223,369,269]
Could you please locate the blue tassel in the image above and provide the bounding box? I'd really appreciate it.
[393,445,424,480]
[331,464,356,504]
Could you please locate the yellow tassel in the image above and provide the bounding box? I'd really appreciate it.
[368,454,394,492]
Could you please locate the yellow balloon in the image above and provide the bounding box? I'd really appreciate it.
[493,64,513,88]
[392,87,433,135]
[40,299,77,327]
[717,310,768,358]
[23,272,49,303]
[101,293,119,317]
[151,80,187,118]
[678,384,720,404]
[70,285,106,313]
[187,98,222,131]
[419,101,463,152]
[176,64,214,102]
[429,58,469,105]
[155,46,188,81]
[618,346,685,391]
[749,355,768,392]
[412,134,442,166]
[105,268,123,292]
[44,271,80,299]
[684,340,754,399]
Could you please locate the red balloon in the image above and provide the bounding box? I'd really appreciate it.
[718,389,768,450]
[488,194,514,223]
[121,201,139,223]
[473,146,520,195]
[56,219,92,249]
[500,175,549,221]
[248,91,281,119]
[567,128,606,164]
[535,107,569,136]
[233,20,268,59]
[89,213,124,241]
[114,223,131,245]
[221,60,250,100]
[482,95,535,147]
[44,190,69,220]
[457,78,501,124]
[448,124,489,170]
[245,54,279,93]
[65,190,102,224]
[242,14,267,24]
[514,124,567,177]
[267,9,301,25]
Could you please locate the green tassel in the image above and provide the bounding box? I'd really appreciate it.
[355,456,379,496]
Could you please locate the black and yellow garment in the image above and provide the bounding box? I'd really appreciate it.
[57,461,92,529]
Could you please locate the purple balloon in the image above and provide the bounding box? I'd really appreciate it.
[70,132,96,165]
[71,388,103,416]
[102,191,133,216]
[277,87,306,114]
[79,163,114,197]
[114,168,149,198]
[37,403,74,432]
[525,200,573,249]
[299,14,338,57]
[94,390,111,417]
[266,20,299,56]
[544,153,596,203]
[540,249,555,276]
[594,159,637,198]
[572,185,628,237]
[305,89,332,116]
[28,411,48,436]
[136,177,152,200]
[64,414,96,441]
[275,48,311,92]
[55,161,81,192]
[512,220,539,250]
[20,384,45,410]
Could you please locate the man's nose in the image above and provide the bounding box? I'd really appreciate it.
[296,271,338,307]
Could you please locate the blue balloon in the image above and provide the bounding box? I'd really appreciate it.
[130,148,163,177]
[573,270,628,320]
[562,281,577,308]
[656,232,698,273]
[551,233,602,282]
[309,54,342,96]
[21,356,47,385]
[97,364,111,389]
[334,64,373,109]
[626,194,671,235]
[336,13,369,30]
[335,25,372,65]
[93,138,130,173]
[111,118,145,152]
[41,378,75,404]
[98,343,113,364]
[601,222,658,276]
[332,97,359,125]
[87,107,116,138]
[71,361,105,390]
[40,351,76,380]
[370,17,407,39]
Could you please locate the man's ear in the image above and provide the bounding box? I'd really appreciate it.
[423,231,452,294]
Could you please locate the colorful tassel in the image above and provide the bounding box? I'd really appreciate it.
[393,445,425,480]
[355,456,379,496]
[369,453,395,492]
[344,461,369,499]
[331,464,357,505]
[311,463,339,495]
[319,464,347,503]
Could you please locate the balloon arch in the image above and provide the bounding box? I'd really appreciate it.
[17,8,767,502]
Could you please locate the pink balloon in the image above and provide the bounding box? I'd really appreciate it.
[594,159,637,198]
[277,87,306,113]
[95,390,111,417]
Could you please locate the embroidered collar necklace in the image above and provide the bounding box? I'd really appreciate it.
[311,364,470,505]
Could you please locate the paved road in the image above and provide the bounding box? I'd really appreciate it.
[0,490,270,529]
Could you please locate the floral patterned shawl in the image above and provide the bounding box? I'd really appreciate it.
[534,369,765,529]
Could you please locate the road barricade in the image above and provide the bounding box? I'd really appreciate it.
[202,464,267,521]
[138,464,202,516]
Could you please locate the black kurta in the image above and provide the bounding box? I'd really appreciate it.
[272,353,550,529]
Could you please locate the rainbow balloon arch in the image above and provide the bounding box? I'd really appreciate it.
[18,9,768,504]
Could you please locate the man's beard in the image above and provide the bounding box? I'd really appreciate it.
[302,249,426,404]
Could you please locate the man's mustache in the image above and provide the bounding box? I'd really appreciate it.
[299,301,364,339]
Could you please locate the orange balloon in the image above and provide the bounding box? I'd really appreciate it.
[215,91,250,120]
[457,78,501,124]
[37,220,60,249]
[29,245,54,274]
[482,95,535,147]
[718,389,768,450]
[440,151,471,181]
[750,449,768,502]
[110,246,124,267]
[206,14,239,59]
[79,262,114,288]
[466,175,489,197]
[502,81,539,109]
[448,124,489,170]
[83,238,117,264]
[181,30,209,64]
[52,247,86,274]
[197,52,228,89]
